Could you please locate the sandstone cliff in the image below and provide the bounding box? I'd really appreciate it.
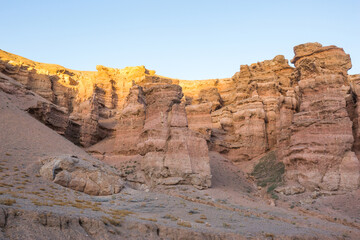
[282,43,359,192]
[1,43,359,193]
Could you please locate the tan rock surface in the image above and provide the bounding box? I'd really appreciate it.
[39,155,124,196]
[0,50,157,147]
[89,83,212,189]
[283,43,359,191]
[2,43,360,194]
[207,55,294,162]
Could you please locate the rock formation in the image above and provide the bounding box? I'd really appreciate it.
[282,43,360,191]
[208,55,294,162]
[1,42,360,193]
[40,155,124,196]
[88,83,211,189]
[139,83,211,188]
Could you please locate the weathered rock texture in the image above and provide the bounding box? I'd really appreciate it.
[208,55,294,162]
[88,83,211,189]
[282,43,360,191]
[1,42,360,192]
[139,83,211,188]
[0,50,156,147]
[39,155,124,195]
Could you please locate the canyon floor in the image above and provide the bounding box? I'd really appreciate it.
[1,84,360,239]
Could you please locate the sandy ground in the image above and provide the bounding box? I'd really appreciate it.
[1,74,360,239]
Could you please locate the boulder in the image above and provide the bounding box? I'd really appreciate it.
[39,155,124,195]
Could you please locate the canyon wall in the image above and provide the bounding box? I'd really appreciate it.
[1,42,359,192]
[282,43,359,191]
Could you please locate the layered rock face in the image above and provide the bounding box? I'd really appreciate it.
[282,43,360,191]
[0,51,212,189]
[208,55,294,162]
[1,43,360,192]
[0,50,157,147]
[139,83,211,188]
[88,82,211,189]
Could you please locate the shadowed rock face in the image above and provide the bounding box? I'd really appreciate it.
[88,83,212,189]
[139,83,211,189]
[282,43,359,191]
[208,55,294,162]
[1,42,360,192]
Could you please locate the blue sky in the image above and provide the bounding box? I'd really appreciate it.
[1,0,359,79]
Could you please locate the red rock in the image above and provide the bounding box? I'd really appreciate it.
[208,55,294,162]
[139,83,211,189]
[283,43,358,191]
[2,43,360,193]
[88,83,211,189]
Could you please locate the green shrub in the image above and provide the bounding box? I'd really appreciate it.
[251,151,284,196]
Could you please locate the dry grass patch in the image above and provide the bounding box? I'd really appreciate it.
[69,200,102,211]
[44,198,103,212]
[223,222,231,229]
[265,233,275,238]
[139,217,157,222]
[28,191,42,196]
[32,199,53,207]
[200,214,207,220]
[163,214,178,221]
[177,220,192,228]
[0,182,13,188]
[102,216,122,226]
[0,198,16,206]
[106,209,134,218]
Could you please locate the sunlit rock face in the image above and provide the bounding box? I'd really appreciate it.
[1,42,360,192]
[0,50,157,147]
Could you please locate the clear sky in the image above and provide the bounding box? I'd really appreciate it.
[1,0,359,79]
